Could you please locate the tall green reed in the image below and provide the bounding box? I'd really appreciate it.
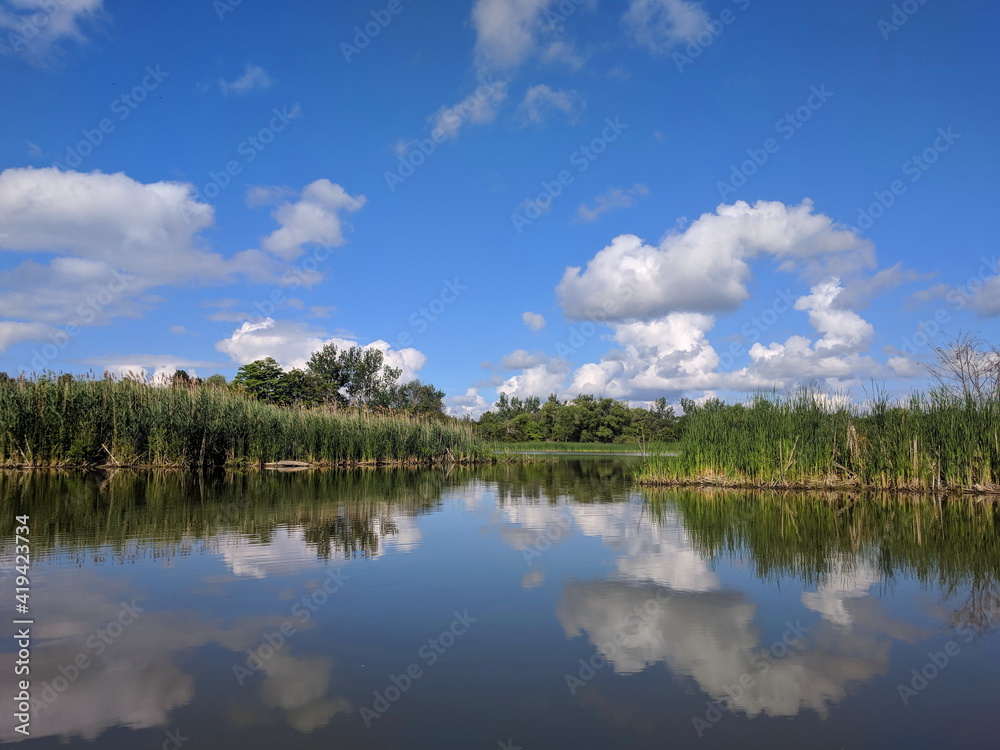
[639,387,999,492]
[0,375,488,468]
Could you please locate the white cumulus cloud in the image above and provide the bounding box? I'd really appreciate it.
[446,387,491,419]
[498,357,571,398]
[0,167,270,331]
[259,179,366,261]
[556,199,874,322]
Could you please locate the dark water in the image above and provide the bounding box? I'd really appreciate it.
[1,461,998,749]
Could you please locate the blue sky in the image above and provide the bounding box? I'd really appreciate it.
[0,0,997,415]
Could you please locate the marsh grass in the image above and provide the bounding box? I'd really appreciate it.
[638,389,1000,494]
[0,376,488,468]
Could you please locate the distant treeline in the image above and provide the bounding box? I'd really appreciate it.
[476,393,683,444]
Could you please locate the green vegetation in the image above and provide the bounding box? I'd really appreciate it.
[497,441,678,454]
[477,393,680,443]
[639,388,1000,493]
[0,375,486,468]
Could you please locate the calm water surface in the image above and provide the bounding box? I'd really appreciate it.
[1,460,998,749]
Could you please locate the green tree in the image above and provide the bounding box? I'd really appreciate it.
[475,410,507,441]
[205,374,227,388]
[512,412,545,441]
[307,344,403,409]
[551,404,582,442]
[393,380,445,417]
[538,394,561,438]
[495,392,510,414]
[306,343,348,406]
[338,347,402,409]
[645,397,679,441]
[277,369,326,406]
[232,358,286,403]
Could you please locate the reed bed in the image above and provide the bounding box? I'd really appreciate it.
[638,389,1000,494]
[0,376,488,468]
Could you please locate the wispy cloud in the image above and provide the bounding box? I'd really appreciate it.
[502,348,549,369]
[245,184,296,208]
[521,311,546,331]
[519,84,585,126]
[220,63,274,95]
[471,0,592,73]
[0,0,105,66]
[623,0,710,54]
[577,184,649,222]
[429,79,509,140]
[472,0,554,71]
